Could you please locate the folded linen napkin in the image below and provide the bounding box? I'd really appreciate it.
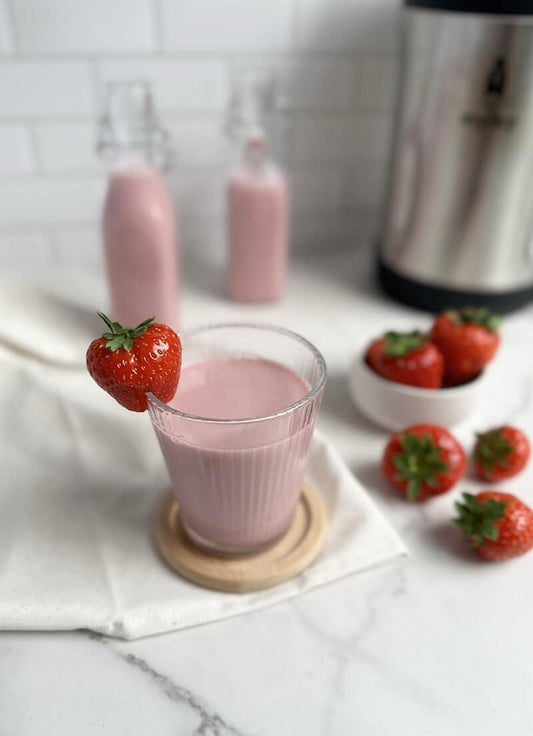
[0,287,407,640]
[1,278,100,368]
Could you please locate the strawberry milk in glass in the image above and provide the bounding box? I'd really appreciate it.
[225,70,289,303]
[98,82,179,329]
[147,324,326,556]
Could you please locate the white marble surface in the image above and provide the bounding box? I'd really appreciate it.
[2,249,533,735]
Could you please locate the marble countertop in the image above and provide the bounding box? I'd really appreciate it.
[2,249,533,735]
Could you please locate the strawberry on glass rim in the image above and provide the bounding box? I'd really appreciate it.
[86,311,181,412]
[365,330,443,389]
[382,424,466,501]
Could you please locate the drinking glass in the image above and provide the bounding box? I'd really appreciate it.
[147,323,326,556]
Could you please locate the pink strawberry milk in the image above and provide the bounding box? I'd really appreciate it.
[225,69,289,303]
[99,82,179,329]
[147,324,326,555]
[227,137,288,302]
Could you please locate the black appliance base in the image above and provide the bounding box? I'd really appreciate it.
[378,260,533,315]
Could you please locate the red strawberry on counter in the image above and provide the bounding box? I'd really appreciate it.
[453,491,533,561]
[431,307,500,386]
[382,424,466,501]
[86,312,181,412]
[473,425,530,482]
[365,331,443,389]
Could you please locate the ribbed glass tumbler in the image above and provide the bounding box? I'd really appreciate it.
[147,323,327,556]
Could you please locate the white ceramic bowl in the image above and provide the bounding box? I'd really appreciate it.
[348,353,489,431]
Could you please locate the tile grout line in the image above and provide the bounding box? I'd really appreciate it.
[24,120,43,174]
[288,0,298,50]
[2,0,18,55]
[0,50,397,63]
[88,55,102,115]
[151,0,164,52]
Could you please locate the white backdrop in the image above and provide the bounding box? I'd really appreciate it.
[0,0,399,272]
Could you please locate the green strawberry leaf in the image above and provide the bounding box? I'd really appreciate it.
[392,432,450,501]
[474,428,513,472]
[453,493,507,547]
[97,311,155,353]
[383,331,428,358]
[448,307,501,332]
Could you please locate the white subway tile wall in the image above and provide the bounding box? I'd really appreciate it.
[290,169,346,213]
[0,124,33,173]
[0,229,52,267]
[0,0,400,272]
[95,60,227,112]
[0,1,13,55]
[11,0,155,54]
[0,61,94,117]
[49,226,104,271]
[0,178,105,225]
[295,0,399,52]
[33,123,101,173]
[291,60,362,112]
[160,0,292,52]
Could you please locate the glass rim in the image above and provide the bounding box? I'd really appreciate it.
[147,321,327,425]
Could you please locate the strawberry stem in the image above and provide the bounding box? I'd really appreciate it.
[97,311,116,333]
[392,433,450,501]
[384,331,428,358]
[474,428,512,471]
[448,307,500,332]
[97,311,155,352]
[453,493,507,547]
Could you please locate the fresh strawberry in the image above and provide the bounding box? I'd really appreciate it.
[473,425,530,482]
[453,491,533,561]
[86,312,181,412]
[382,424,466,501]
[431,307,500,386]
[365,331,443,389]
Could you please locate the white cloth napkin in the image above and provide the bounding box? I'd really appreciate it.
[0,286,407,640]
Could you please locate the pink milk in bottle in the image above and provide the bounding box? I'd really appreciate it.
[99,82,179,329]
[227,137,288,302]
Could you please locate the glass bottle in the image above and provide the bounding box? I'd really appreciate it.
[225,70,289,303]
[98,81,179,329]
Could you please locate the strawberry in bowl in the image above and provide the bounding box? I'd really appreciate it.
[365,330,443,389]
[86,312,181,412]
[473,425,530,482]
[351,334,487,431]
[350,307,503,431]
[431,307,500,387]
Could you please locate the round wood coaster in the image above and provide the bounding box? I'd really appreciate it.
[156,482,326,594]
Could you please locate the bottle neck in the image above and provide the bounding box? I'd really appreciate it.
[98,82,171,172]
[107,147,159,174]
[239,135,271,173]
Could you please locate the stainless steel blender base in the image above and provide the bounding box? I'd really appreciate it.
[378,259,533,314]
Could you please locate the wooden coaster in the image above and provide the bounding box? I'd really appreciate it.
[156,482,326,593]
